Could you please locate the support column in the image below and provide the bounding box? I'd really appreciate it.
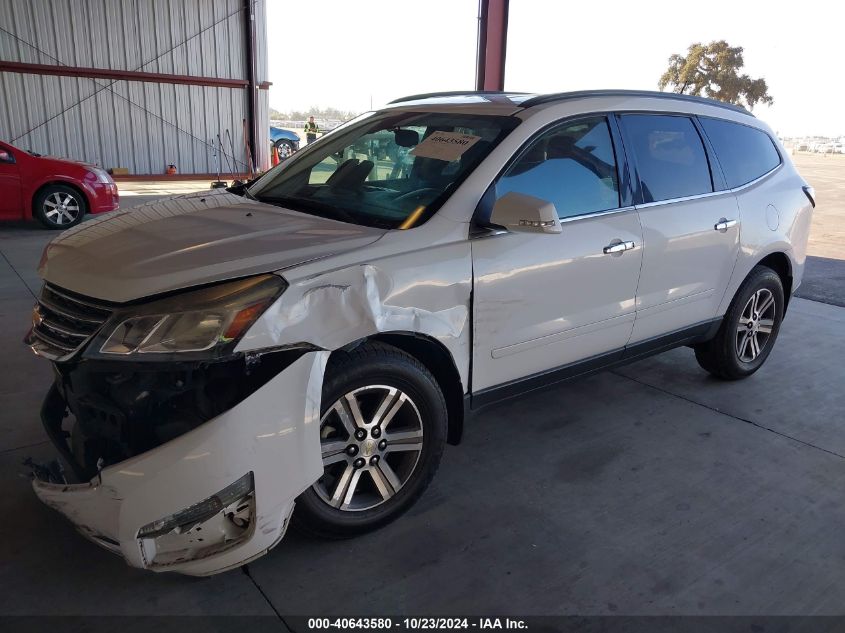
[475,0,510,91]
[244,0,258,175]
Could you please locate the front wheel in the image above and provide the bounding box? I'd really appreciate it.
[274,139,295,160]
[293,342,447,538]
[34,184,87,229]
[694,265,785,380]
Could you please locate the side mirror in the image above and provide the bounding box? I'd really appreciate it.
[0,149,14,164]
[489,191,561,234]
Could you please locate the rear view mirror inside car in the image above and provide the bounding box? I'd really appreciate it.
[394,128,420,147]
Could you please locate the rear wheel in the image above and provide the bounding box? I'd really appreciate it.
[34,184,87,229]
[694,265,784,380]
[293,342,447,538]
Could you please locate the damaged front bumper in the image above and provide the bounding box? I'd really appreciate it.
[32,350,327,576]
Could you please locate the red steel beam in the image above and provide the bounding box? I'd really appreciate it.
[475,0,509,91]
[0,60,251,89]
[244,0,258,174]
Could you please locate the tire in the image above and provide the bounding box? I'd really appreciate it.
[694,265,785,380]
[34,184,87,229]
[293,342,447,539]
[274,139,295,160]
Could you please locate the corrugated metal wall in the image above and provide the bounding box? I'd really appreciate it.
[0,0,269,175]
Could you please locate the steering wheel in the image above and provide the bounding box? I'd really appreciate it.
[394,187,440,203]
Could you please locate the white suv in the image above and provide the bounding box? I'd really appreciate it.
[26,90,814,575]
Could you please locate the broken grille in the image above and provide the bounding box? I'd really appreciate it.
[27,284,113,361]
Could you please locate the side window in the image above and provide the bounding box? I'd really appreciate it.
[699,118,781,188]
[496,116,620,220]
[622,115,713,203]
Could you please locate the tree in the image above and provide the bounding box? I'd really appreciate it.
[658,41,773,110]
[268,105,361,121]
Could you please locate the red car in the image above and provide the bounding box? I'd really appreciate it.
[0,140,119,229]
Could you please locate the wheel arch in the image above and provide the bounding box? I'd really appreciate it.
[756,251,793,311]
[273,131,299,145]
[340,332,465,445]
[30,180,91,219]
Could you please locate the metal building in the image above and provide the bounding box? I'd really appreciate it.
[0,0,270,176]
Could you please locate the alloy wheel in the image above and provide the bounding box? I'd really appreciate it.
[313,385,424,511]
[736,288,776,362]
[43,192,81,225]
[277,142,292,159]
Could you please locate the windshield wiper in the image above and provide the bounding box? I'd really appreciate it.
[257,195,395,230]
[257,195,360,224]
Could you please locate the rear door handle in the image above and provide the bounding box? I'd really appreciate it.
[603,240,636,254]
[714,218,738,232]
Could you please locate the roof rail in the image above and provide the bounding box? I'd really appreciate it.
[388,90,527,104]
[520,90,752,116]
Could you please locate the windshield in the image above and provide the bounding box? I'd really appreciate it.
[247,111,519,229]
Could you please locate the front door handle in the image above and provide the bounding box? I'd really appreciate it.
[603,240,636,255]
[714,218,738,232]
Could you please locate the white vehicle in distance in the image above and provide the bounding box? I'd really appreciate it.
[26,89,814,575]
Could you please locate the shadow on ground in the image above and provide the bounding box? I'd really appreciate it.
[795,255,845,307]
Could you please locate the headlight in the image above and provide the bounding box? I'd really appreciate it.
[89,167,113,184]
[89,274,285,359]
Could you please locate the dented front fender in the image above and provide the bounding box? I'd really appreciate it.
[238,239,473,388]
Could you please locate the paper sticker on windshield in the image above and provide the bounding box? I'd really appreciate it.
[410,131,482,162]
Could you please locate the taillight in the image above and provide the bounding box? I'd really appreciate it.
[802,185,816,208]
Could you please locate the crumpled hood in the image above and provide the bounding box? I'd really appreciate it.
[39,190,386,303]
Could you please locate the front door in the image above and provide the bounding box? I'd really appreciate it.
[472,115,643,394]
[0,145,22,219]
[619,114,740,344]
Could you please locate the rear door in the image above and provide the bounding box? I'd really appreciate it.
[620,114,740,344]
[0,144,22,219]
[472,115,643,394]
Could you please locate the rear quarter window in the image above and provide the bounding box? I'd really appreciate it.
[699,118,781,188]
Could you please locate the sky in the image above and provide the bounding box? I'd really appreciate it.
[266,0,845,137]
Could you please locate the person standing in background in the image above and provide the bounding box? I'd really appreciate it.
[304,116,319,144]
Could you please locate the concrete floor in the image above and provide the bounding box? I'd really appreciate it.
[792,153,845,261]
[1,188,844,624]
[793,153,845,307]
